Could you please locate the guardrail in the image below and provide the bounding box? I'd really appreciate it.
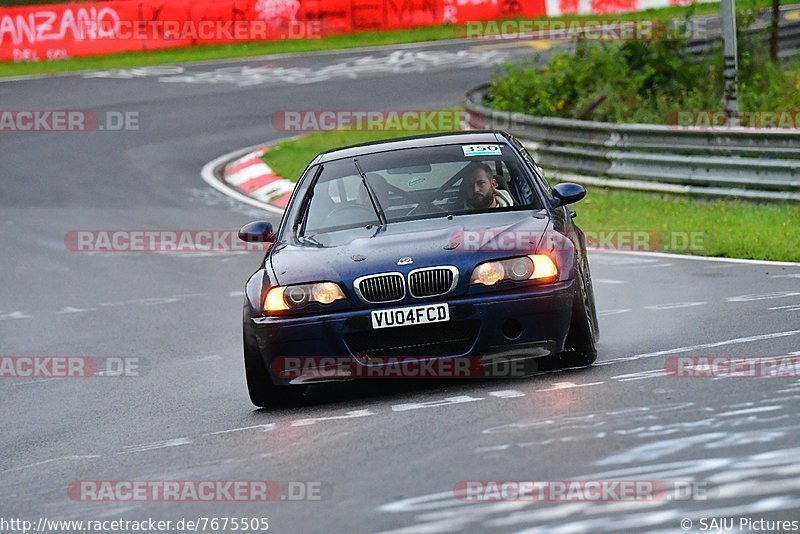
[464,88,800,202]
[685,15,800,58]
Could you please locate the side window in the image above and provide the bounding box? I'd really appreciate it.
[529,159,553,200]
[497,161,533,206]
[511,137,553,200]
[509,167,534,206]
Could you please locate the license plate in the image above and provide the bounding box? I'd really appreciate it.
[371,303,449,329]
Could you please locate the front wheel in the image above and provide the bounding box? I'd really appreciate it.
[558,269,598,368]
[244,333,307,408]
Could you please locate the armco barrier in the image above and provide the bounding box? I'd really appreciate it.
[2,0,693,62]
[686,16,800,59]
[464,85,800,202]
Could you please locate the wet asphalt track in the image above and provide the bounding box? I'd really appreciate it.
[2,34,800,533]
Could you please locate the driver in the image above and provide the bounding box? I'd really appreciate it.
[461,162,514,210]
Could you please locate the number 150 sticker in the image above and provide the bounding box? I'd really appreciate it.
[463,145,502,157]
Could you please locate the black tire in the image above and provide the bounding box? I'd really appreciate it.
[243,333,307,408]
[558,266,598,368]
[583,258,600,341]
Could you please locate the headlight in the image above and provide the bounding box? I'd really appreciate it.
[263,282,345,312]
[470,254,558,286]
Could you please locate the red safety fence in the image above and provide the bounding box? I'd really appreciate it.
[0,0,694,62]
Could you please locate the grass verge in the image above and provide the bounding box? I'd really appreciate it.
[263,123,800,263]
[0,0,781,78]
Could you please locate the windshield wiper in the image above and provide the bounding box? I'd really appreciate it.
[354,159,387,227]
[299,234,323,247]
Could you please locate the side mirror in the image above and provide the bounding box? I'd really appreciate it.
[552,183,587,206]
[238,221,275,243]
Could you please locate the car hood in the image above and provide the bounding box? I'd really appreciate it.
[270,210,550,288]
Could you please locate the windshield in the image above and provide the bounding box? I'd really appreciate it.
[294,143,543,236]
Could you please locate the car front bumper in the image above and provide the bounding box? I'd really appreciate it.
[246,280,575,384]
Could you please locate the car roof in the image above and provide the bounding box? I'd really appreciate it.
[313,130,513,164]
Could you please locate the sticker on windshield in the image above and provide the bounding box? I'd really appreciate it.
[463,144,502,157]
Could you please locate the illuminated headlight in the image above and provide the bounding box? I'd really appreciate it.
[470,255,558,286]
[263,282,345,312]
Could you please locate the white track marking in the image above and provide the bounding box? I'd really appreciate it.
[589,248,800,267]
[598,309,630,316]
[207,424,276,435]
[601,330,800,365]
[644,301,706,310]
[488,390,526,398]
[588,255,661,266]
[98,293,207,308]
[0,455,100,474]
[56,306,98,314]
[717,406,784,417]
[154,50,504,87]
[728,291,800,302]
[610,369,670,382]
[475,444,513,453]
[10,378,64,387]
[771,274,800,278]
[611,262,674,270]
[0,311,31,320]
[769,304,800,311]
[392,395,483,412]
[291,409,374,426]
[594,279,625,284]
[0,36,537,84]
[536,381,604,392]
[118,438,192,454]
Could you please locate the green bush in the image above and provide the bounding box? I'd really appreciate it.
[486,14,800,123]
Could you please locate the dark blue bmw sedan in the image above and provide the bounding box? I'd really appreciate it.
[238,131,598,407]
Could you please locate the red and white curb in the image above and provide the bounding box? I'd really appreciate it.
[223,147,295,208]
[200,142,296,215]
